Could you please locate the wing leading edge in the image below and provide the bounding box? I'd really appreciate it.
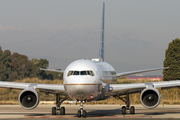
[0,81,66,95]
[109,80,180,96]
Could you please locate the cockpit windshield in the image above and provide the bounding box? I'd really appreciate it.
[73,71,79,75]
[80,71,87,75]
[67,70,94,76]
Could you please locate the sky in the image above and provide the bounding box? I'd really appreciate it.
[1,0,180,75]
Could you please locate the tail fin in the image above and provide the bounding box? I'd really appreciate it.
[99,2,105,62]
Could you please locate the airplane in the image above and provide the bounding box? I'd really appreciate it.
[1,2,180,118]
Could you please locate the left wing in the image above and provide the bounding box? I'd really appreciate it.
[0,81,66,94]
[109,80,180,96]
[116,67,168,77]
[108,80,180,109]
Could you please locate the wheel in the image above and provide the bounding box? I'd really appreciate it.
[82,110,86,118]
[130,106,135,114]
[52,107,56,115]
[77,110,81,118]
[122,106,126,115]
[60,107,65,115]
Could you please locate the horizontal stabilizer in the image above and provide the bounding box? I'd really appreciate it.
[40,68,64,73]
[116,67,168,77]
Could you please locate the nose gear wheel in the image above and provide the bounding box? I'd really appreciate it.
[77,101,87,118]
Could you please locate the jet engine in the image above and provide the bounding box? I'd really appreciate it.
[140,87,161,109]
[18,87,39,109]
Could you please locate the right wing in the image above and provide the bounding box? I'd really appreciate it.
[0,81,66,94]
[0,81,67,109]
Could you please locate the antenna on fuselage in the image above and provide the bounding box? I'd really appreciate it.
[99,2,105,62]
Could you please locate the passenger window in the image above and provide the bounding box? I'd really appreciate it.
[80,71,87,75]
[73,71,79,75]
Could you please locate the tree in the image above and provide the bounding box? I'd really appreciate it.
[163,38,180,81]
[10,52,31,80]
[31,58,49,79]
[0,46,59,81]
[31,58,62,80]
[45,69,63,80]
[0,49,12,81]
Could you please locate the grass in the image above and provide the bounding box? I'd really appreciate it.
[0,78,180,105]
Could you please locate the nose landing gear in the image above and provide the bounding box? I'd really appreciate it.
[77,101,87,118]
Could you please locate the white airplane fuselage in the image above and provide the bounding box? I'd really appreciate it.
[63,59,117,101]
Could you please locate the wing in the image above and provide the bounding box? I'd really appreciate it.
[0,81,67,95]
[109,80,180,96]
[116,67,168,77]
[40,68,64,73]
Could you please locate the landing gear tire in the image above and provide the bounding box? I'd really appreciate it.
[77,110,81,118]
[115,93,136,115]
[122,106,126,115]
[52,107,56,115]
[130,106,135,114]
[52,94,68,115]
[60,107,65,115]
[82,110,86,118]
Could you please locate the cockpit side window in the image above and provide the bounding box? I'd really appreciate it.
[87,71,94,76]
[87,71,91,76]
[91,71,94,76]
[73,71,79,75]
[80,71,87,75]
[67,71,73,76]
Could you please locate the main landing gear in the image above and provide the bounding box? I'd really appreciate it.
[52,94,68,115]
[114,93,135,115]
[77,101,87,118]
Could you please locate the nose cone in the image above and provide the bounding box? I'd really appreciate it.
[63,59,102,100]
[65,84,99,101]
[72,76,88,83]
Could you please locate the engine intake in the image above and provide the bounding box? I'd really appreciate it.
[140,87,161,109]
[18,87,39,109]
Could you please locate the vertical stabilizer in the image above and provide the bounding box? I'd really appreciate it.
[99,2,105,62]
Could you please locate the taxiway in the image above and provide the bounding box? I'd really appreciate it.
[0,104,180,119]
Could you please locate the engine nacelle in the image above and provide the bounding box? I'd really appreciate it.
[140,87,161,109]
[18,87,39,110]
